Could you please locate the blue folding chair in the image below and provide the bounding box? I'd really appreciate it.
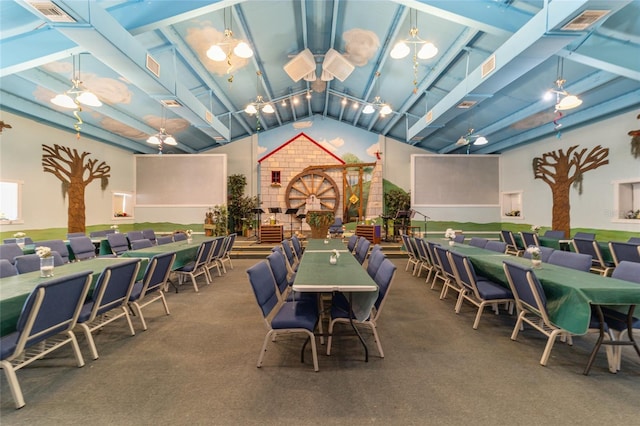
[327,258,397,358]
[0,271,92,408]
[246,261,319,371]
[129,252,176,330]
[75,259,141,359]
[68,236,97,261]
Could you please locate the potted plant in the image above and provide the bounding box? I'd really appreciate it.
[306,211,335,238]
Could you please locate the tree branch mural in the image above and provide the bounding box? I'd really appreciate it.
[532,144,608,238]
[42,144,111,233]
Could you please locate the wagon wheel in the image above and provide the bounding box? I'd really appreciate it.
[285,169,340,215]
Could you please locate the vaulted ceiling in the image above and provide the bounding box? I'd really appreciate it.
[1,0,639,155]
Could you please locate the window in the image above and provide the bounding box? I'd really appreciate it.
[0,180,23,223]
[112,191,134,219]
[271,170,281,185]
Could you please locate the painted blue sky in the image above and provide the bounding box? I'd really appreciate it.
[257,115,380,163]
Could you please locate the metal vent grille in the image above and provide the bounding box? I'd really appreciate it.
[562,10,610,31]
[481,55,496,78]
[146,54,160,78]
[160,99,182,108]
[457,100,477,109]
[26,1,75,22]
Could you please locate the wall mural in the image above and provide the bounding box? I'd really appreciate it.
[42,144,111,233]
[258,118,388,221]
[532,145,609,238]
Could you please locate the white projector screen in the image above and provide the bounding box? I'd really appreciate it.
[135,154,227,206]
[412,154,500,206]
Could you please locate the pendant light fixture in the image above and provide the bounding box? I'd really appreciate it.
[543,57,583,111]
[50,55,102,109]
[147,106,177,153]
[206,7,253,65]
[390,9,438,93]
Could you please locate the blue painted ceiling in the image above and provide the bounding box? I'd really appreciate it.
[1,0,638,155]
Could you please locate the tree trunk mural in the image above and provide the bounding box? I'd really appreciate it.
[42,144,111,233]
[532,145,608,238]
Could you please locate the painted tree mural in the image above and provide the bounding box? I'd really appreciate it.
[532,144,608,238]
[42,144,111,233]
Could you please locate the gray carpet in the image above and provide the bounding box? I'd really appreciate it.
[1,258,638,425]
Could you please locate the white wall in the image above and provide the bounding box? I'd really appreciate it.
[4,106,638,234]
[501,109,640,232]
[0,110,135,232]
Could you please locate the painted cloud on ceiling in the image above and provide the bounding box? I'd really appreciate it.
[343,29,380,67]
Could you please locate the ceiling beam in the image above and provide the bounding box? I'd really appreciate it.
[407,0,591,141]
[1,90,156,153]
[475,88,640,154]
[559,48,640,82]
[438,70,619,153]
[381,27,480,137]
[51,0,231,143]
[158,26,254,137]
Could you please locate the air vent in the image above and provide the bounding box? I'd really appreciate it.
[425,110,433,123]
[26,1,75,22]
[457,100,477,109]
[160,99,182,108]
[205,110,213,123]
[562,10,610,31]
[481,54,496,78]
[146,54,160,78]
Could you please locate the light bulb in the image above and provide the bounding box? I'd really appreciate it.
[362,105,375,114]
[380,104,392,116]
[147,135,161,145]
[164,136,177,146]
[245,104,257,114]
[543,90,554,101]
[556,95,582,110]
[262,104,274,114]
[417,42,438,59]
[233,42,253,59]
[77,91,102,107]
[473,136,488,146]
[51,94,77,109]
[206,45,226,61]
[390,42,410,59]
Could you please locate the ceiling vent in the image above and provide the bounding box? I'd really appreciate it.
[456,100,477,109]
[425,110,433,123]
[562,10,610,31]
[481,54,496,78]
[284,48,317,82]
[146,54,160,78]
[205,110,213,123]
[160,99,182,108]
[322,49,354,82]
[26,1,75,22]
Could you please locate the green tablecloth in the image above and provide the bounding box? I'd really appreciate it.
[440,243,640,335]
[0,257,147,337]
[293,239,378,321]
[305,238,348,252]
[120,235,213,269]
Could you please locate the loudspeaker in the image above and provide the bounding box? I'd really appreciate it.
[284,48,316,82]
[322,48,354,82]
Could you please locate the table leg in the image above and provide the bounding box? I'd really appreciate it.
[584,304,640,375]
[349,293,369,362]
